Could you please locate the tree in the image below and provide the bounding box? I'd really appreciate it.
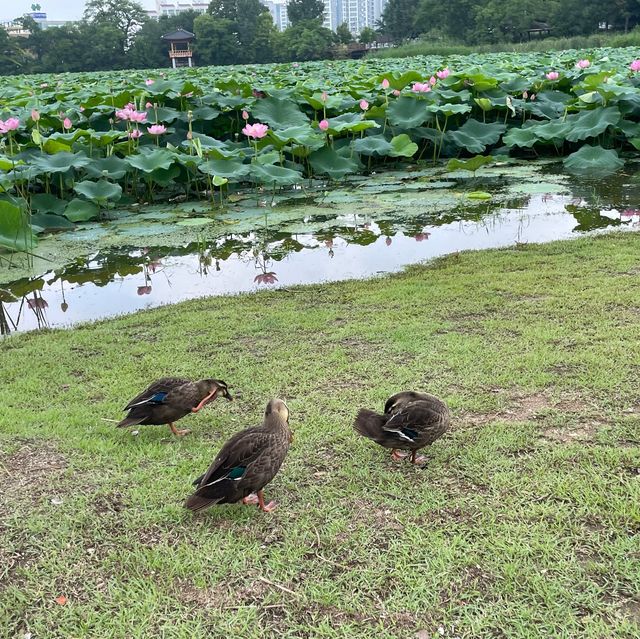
[83,0,147,53]
[207,0,270,62]
[379,0,420,40]
[336,22,353,44]
[287,0,325,25]
[194,13,241,66]
[279,20,334,60]
[359,26,377,43]
[246,11,278,63]
[0,26,27,75]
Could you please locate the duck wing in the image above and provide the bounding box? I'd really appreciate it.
[383,400,449,447]
[123,377,190,410]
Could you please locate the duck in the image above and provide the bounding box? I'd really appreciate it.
[184,398,292,513]
[354,391,450,464]
[117,378,233,437]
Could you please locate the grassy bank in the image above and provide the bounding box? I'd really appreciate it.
[1,233,639,638]
[371,29,640,59]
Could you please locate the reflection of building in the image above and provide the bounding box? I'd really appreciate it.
[147,1,209,19]
[261,0,289,31]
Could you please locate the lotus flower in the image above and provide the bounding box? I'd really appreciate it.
[319,119,329,131]
[576,59,590,69]
[31,109,40,122]
[429,76,437,86]
[145,102,153,109]
[321,91,328,102]
[381,78,390,89]
[242,122,269,139]
[145,79,154,86]
[546,71,559,80]
[630,60,640,72]
[63,117,72,130]
[254,272,278,285]
[436,68,450,79]
[147,124,166,135]
[392,89,401,97]
[414,232,431,242]
[242,110,249,120]
[129,129,142,139]
[412,82,431,93]
[359,99,369,111]
[0,118,20,133]
[129,111,147,123]
[522,91,529,99]
[137,285,152,295]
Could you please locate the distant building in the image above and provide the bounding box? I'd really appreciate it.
[257,0,387,34]
[261,0,289,31]
[147,1,209,19]
[2,12,73,37]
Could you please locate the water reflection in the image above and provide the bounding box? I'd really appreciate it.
[0,175,638,334]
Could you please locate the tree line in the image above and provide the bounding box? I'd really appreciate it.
[379,0,640,44]
[0,0,374,75]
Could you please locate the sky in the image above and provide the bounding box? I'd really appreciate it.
[0,0,156,22]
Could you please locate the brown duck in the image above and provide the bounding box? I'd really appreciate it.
[117,378,233,436]
[354,391,450,464]
[184,398,291,513]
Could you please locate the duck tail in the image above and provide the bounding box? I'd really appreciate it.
[116,415,144,428]
[353,408,387,443]
[183,492,221,513]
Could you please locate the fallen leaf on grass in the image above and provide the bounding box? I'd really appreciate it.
[55,595,67,605]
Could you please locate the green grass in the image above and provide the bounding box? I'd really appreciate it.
[1,233,639,638]
[371,29,640,59]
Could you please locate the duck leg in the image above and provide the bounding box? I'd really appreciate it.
[191,389,218,413]
[169,422,191,437]
[242,494,259,505]
[257,490,276,512]
[410,450,427,465]
[391,449,408,461]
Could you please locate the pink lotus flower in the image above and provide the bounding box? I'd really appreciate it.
[40,82,48,88]
[147,124,166,135]
[129,111,147,123]
[576,59,590,69]
[0,117,20,133]
[359,99,369,111]
[414,232,431,242]
[546,71,559,80]
[321,91,328,103]
[319,119,329,131]
[254,272,278,285]
[242,122,269,139]
[429,76,437,86]
[412,82,431,93]
[129,129,142,139]
[31,109,40,122]
[522,91,528,99]
[242,110,249,120]
[63,117,72,130]
[530,93,536,101]
[145,102,153,109]
[392,89,401,97]
[137,285,152,295]
[145,79,154,86]
[630,60,640,72]
[436,68,450,79]
[381,78,390,90]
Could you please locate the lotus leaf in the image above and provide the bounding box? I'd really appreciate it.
[74,179,123,203]
[64,198,100,222]
[563,144,624,175]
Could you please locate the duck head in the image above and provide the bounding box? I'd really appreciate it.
[265,398,289,423]
[198,379,234,402]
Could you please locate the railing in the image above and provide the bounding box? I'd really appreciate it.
[169,49,193,58]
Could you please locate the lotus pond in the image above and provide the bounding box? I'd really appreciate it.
[2,47,640,331]
[1,159,639,334]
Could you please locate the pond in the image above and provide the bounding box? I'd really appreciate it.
[1,161,638,334]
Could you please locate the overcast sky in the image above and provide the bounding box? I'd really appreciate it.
[1,0,156,22]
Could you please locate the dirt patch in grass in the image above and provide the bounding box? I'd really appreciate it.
[541,423,604,444]
[0,439,67,504]
[620,599,640,624]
